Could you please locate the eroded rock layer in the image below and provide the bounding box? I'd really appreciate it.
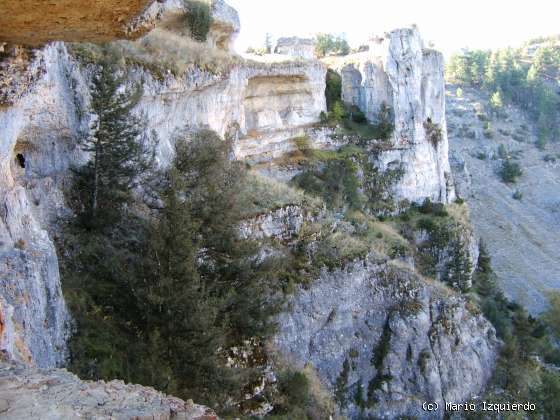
[333,28,455,204]
[275,258,498,419]
[0,0,154,45]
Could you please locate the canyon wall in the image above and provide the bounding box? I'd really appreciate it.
[335,28,456,204]
[0,0,327,367]
[275,258,498,419]
[0,1,499,418]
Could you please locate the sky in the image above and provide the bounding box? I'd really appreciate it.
[227,0,559,57]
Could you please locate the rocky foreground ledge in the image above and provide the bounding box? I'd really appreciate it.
[0,362,217,420]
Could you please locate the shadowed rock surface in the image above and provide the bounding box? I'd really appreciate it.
[0,0,154,45]
[0,362,218,419]
[275,258,499,419]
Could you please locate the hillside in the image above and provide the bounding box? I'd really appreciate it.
[447,85,560,314]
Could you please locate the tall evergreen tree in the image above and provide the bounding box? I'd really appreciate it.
[76,61,151,229]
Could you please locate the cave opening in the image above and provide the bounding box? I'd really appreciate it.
[15,153,26,169]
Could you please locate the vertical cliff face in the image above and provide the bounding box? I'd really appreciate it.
[0,44,91,367]
[0,2,499,418]
[275,258,498,419]
[336,28,455,204]
[132,61,326,166]
[0,4,326,367]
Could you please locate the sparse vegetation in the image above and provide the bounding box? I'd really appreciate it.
[315,33,350,57]
[334,359,350,407]
[424,118,443,147]
[69,28,238,77]
[183,0,212,42]
[499,158,523,183]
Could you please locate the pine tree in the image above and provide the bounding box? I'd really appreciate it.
[144,164,229,403]
[76,61,151,229]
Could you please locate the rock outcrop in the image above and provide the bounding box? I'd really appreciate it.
[0,0,155,45]
[131,60,327,165]
[275,258,499,419]
[131,0,240,52]
[0,362,218,419]
[275,37,316,60]
[333,27,455,205]
[0,1,501,418]
[0,3,326,367]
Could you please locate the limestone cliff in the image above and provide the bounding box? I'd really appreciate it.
[0,1,501,418]
[275,258,498,419]
[0,6,326,368]
[331,28,455,205]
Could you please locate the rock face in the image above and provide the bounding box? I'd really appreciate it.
[0,0,154,45]
[132,0,240,52]
[275,258,499,419]
[0,362,218,419]
[132,60,327,166]
[0,43,86,368]
[0,1,498,418]
[0,6,326,367]
[275,37,316,60]
[336,28,455,204]
[238,205,319,241]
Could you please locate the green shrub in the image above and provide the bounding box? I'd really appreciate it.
[512,190,523,200]
[351,107,367,124]
[417,350,431,375]
[424,118,443,147]
[325,69,342,110]
[330,100,347,122]
[335,359,350,407]
[536,133,547,150]
[292,154,363,210]
[184,1,212,42]
[476,151,488,160]
[419,198,434,214]
[499,159,523,183]
[373,102,394,141]
[277,370,311,408]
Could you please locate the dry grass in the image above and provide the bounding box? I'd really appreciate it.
[446,202,471,227]
[115,28,239,75]
[239,172,322,217]
[70,28,240,77]
[345,210,409,258]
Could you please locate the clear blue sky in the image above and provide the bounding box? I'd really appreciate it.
[228,0,559,56]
